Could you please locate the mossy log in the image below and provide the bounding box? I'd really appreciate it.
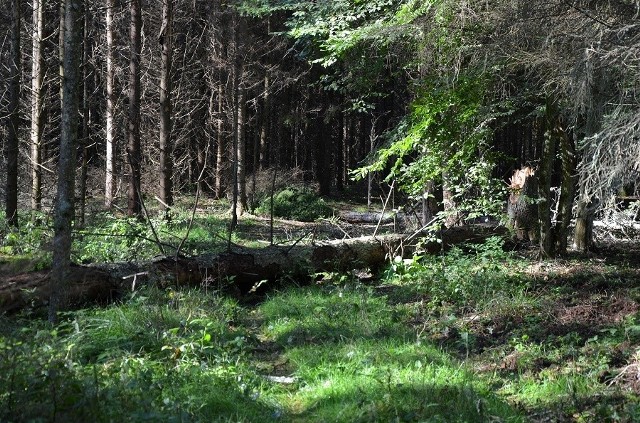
[0,225,504,314]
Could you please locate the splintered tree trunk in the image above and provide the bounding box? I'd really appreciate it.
[538,99,558,257]
[50,0,81,323]
[443,172,458,227]
[5,0,20,227]
[574,196,598,252]
[127,0,142,218]
[30,0,45,212]
[159,0,173,214]
[104,0,116,208]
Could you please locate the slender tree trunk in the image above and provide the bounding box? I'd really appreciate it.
[5,0,21,227]
[78,6,90,227]
[538,99,558,257]
[127,0,142,218]
[259,72,270,170]
[335,108,344,192]
[50,0,82,323]
[233,14,248,217]
[236,83,248,215]
[367,119,378,208]
[214,84,225,198]
[422,181,436,225]
[104,0,116,208]
[30,0,45,212]
[554,124,576,255]
[230,15,240,232]
[314,108,331,197]
[158,0,173,214]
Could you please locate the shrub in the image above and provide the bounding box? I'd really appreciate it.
[255,187,333,222]
[387,236,527,307]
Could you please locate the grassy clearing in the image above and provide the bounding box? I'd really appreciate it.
[2,208,640,422]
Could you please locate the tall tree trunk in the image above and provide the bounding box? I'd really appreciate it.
[78,6,90,227]
[314,106,331,197]
[236,83,248,215]
[230,14,240,232]
[127,0,142,218]
[335,108,345,192]
[233,14,248,217]
[5,0,21,227]
[554,124,576,255]
[259,72,270,170]
[30,0,45,212]
[538,99,558,257]
[50,0,82,323]
[104,0,116,208]
[214,85,225,198]
[158,0,173,214]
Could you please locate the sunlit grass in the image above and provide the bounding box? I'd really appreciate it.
[256,286,524,422]
[1,235,639,421]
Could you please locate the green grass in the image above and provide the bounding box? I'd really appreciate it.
[2,209,640,422]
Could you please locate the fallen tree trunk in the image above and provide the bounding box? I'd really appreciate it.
[1,225,505,314]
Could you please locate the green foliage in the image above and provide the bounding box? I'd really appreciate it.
[2,248,640,421]
[355,76,507,225]
[0,289,276,423]
[0,213,52,256]
[74,215,155,263]
[386,237,526,307]
[255,187,333,222]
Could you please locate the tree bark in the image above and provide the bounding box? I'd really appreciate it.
[50,0,82,323]
[442,172,458,227]
[78,5,91,227]
[236,84,248,215]
[127,0,142,218]
[104,0,116,208]
[574,196,598,252]
[5,0,21,227]
[159,0,174,214]
[260,76,270,171]
[538,99,558,257]
[30,0,45,212]
[554,123,576,255]
[214,84,225,198]
[3,226,504,315]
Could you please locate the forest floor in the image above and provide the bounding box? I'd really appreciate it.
[1,197,640,421]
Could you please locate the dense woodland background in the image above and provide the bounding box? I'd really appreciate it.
[2,2,639,218]
[1,1,640,303]
[3,2,640,421]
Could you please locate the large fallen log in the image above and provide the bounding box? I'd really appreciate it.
[1,225,505,314]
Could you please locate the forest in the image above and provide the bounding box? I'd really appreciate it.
[1,0,640,421]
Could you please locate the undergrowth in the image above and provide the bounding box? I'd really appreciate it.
[1,229,640,421]
[255,187,333,222]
